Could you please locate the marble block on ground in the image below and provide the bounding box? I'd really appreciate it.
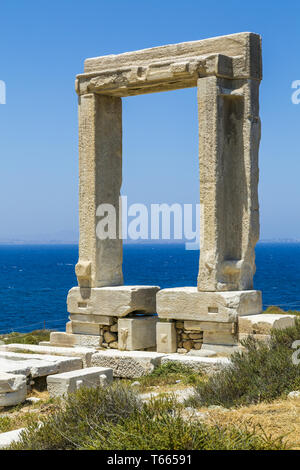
[91,350,164,378]
[0,428,25,448]
[0,372,27,394]
[0,351,82,378]
[161,354,230,375]
[47,366,113,398]
[0,372,27,407]
[0,343,96,368]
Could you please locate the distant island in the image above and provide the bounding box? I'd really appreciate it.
[0,238,300,245]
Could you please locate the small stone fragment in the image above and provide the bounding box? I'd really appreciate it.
[104,331,117,344]
[182,340,193,351]
[288,391,300,400]
[189,333,203,340]
[131,381,141,388]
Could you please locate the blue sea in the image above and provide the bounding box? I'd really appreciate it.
[0,243,299,334]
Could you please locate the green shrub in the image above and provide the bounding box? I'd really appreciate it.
[265,306,300,317]
[86,410,285,450]
[188,319,300,408]
[133,361,204,389]
[9,384,141,450]
[264,306,286,314]
[149,362,194,377]
[9,391,285,451]
[0,330,51,345]
[0,416,12,433]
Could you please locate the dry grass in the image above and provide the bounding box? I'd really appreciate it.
[197,397,300,450]
[27,389,49,401]
[0,390,57,432]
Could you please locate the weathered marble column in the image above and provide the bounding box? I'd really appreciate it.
[197,77,261,292]
[76,93,123,287]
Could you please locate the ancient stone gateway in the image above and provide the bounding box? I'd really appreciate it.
[50,32,263,354]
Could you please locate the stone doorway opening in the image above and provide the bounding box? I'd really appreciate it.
[121,87,199,283]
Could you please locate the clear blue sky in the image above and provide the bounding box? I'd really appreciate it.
[0,0,299,241]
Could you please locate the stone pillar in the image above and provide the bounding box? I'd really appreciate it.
[76,93,123,287]
[197,77,260,292]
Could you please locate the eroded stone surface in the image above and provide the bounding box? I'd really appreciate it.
[197,77,260,292]
[184,320,235,331]
[157,288,262,321]
[201,343,242,355]
[91,350,164,378]
[50,332,101,348]
[60,33,263,352]
[0,351,82,377]
[0,372,27,394]
[239,313,296,335]
[161,354,230,374]
[68,321,101,336]
[118,316,158,351]
[0,373,27,407]
[203,330,238,345]
[78,33,262,97]
[0,344,96,368]
[67,286,160,317]
[77,93,123,288]
[47,367,113,398]
[156,322,177,353]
